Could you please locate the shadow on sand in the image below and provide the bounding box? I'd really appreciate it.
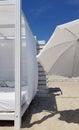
[59,109,79,124]
[22,87,62,128]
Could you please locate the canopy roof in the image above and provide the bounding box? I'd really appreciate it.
[0,2,37,82]
[0,0,15,4]
[0,4,25,37]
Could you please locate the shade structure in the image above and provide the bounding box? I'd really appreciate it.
[37,19,79,77]
[0,4,25,37]
[0,3,38,99]
[0,1,38,129]
[0,1,38,113]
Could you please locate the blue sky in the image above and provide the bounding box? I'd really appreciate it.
[22,0,79,42]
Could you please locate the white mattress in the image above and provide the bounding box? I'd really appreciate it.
[0,86,28,111]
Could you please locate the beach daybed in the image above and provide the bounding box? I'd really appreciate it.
[0,0,38,129]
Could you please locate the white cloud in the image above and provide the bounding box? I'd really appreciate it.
[30,5,50,16]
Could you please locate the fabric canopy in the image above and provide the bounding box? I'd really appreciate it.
[0,3,38,103]
[0,4,25,37]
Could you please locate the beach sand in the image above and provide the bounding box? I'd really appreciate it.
[0,76,79,130]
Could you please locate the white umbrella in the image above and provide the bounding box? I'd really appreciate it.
[37,19,79,77]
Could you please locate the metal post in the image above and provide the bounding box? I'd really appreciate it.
[15,0,22,129]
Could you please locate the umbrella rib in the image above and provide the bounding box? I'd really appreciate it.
[49,41,76,74]
[45,39,76,52]
[71,41,78,77]
[64,28,78,39]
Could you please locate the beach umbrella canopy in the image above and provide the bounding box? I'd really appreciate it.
[37,19,79,77]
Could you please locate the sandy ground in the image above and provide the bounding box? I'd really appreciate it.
[0,77,79,130]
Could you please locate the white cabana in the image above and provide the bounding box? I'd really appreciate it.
[0,0,38,129]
